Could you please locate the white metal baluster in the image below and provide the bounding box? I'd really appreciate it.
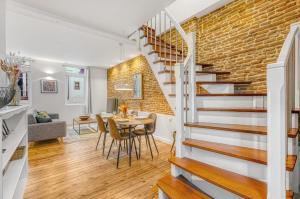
[154,15,157,51]
[164,12,167,67]
[147,21,149,44]
[159,11,162,58]
[170,21,172,82]
[176,30,178,63]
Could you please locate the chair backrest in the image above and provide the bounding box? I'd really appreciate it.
[96,114,106,133]
[145,113,157,133]
[108,118,122,140]
[131,110,138,116]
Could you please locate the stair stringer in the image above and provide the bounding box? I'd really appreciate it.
[140,38,177,113]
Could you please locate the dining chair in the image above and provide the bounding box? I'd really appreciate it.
[106,118,138,168]
[95,115,109,155]
[133,113,159,159]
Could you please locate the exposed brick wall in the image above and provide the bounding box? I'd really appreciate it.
[196,0,300,92]
[160,0,300,93]
[107,55,174,115]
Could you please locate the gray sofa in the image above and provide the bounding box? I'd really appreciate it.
[28,113,67,142]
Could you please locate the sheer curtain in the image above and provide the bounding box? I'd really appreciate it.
[85,67,92,115]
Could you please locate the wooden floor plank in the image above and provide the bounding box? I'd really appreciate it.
[24,134,171,199]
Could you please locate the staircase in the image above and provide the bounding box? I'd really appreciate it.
[135,10,300,199]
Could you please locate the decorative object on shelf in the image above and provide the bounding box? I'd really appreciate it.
[11,146,26,161]
[0,52,25,109]
[79,115,90,121]
[133,73,143,99]
[118,103,128,118]
[41,79,58,93]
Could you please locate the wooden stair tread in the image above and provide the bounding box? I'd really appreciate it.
[183,139,296,171]
[286,190,294,199]
[198,107,300,113]
[184,122,298,138]
[157,175,212,199]
[196,71,230,75]
[169,93,267,97]
[196,93,267,96]
[169,157,267,199]
[197,63,214,67]
[149,50,183,56]
[196,81,252,85]
[197,107,268,112]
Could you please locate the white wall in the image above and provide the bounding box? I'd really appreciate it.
[167,0,233,23]
[139,111,175,144]
[90,67,107,114]
[30,60,107,124]
[0,0,7,87]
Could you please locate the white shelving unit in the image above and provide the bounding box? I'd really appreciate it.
[0,105,29,199]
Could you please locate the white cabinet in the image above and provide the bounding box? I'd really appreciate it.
[0,105,29,199]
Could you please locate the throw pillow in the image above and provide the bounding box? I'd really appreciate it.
[36,111,52,123]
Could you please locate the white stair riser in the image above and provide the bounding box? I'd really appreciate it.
[197,112,298,127]
[188,128,297,154]
[170,84,235,94]
[196,74,216,81]
[196,96,267,108]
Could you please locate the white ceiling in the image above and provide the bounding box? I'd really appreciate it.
[6,0,231,68]
[10,0,173,37]
[6,0,174,67]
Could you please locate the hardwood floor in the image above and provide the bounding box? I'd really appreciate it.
[25,134,171,199]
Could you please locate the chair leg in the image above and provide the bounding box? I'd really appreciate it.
[132,137,139,160]
[138,136,141,159]
[145,134,153,160]
[151,134,159,154]
[102,132,107,155]
[96,131,102,150]
[171,139,175,152]
[125,139,128,154]
[106,139,114,160]
[117,141,121,169]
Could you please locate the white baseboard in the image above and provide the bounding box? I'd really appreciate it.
[153,135,173,145]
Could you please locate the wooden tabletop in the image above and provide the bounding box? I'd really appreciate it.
[73,117,97,124]
[101,114,153,126]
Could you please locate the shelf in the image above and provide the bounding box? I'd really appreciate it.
[0,105,29,120]
[2,130,27,170]
[3,153,27,199]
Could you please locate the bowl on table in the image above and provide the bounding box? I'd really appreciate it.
[79,116,90,121]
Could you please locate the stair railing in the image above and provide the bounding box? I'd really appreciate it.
[267,22,300,198]
[140,9,196,158]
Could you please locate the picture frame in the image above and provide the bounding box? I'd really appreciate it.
[40,79,58,93]
[133,73,143,99]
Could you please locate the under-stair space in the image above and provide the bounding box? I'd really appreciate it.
[135,10,300,199]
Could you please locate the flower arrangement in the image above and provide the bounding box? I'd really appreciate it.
[118,103,128,118]
[0,53,23,108]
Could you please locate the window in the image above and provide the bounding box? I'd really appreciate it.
[65,67,86,105]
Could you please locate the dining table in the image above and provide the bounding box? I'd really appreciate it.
[101,113,154,166]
